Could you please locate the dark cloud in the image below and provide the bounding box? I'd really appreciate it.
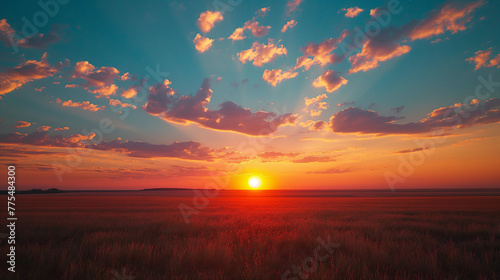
[144,78,298,136]
[329,98,500,135]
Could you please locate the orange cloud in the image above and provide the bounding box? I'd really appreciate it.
[238,41,287,67]
[341,7,364,18]
[54,127,69,131]
[228,27,247,41]
[0,52,58,98]
[312,70,348,93]
[228,20,270,41]
[466,48,500,70]
[193,34,214,53]
[262,69,298,86]
[56,98,105,112]
[14,121,31,128]
[304,94,329,117]
[109,99,137,109]
[197,11,223,33]
[407,1,484,41]
[37,126,51,131]
[281,20,297,33]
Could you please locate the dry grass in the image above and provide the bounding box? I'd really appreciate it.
[1,195,499,279]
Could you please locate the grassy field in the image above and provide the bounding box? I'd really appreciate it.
[1,194,499,279]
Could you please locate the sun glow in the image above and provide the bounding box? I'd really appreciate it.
[248,176,262,189]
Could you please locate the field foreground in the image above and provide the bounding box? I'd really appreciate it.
[2,194,500,280]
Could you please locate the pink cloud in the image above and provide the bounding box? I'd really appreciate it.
[197,11,223,33]
[193,34,214,53]
[286,0,304,15]
[312,70,348,93]
[281,20,297,33]
[144,78,298,136]
[238,41,287,67]
[262,69,298,86]
[295,30,347,70]
[329,98,500,135]
[0,131,219,161]
[56,98,105,112]
[68,61,123,98]
[257,7,270,17]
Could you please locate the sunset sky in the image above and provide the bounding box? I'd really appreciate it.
[1,0,499,190]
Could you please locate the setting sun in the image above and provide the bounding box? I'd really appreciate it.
[248,176,262,189]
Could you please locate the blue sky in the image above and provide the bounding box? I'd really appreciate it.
[1,0,500,189]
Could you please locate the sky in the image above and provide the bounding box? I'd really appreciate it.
[0,0,499,190]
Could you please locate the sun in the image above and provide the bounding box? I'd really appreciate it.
[248,176,262,189]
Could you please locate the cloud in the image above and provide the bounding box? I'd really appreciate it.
[286,0,304,15]
[0,131,219,161]
[238,41,287,67]
[466,48,500,70]
[312,70,348,93]
[228,20,270,41]
[54,127,69,131]
[258,151,299,159]
[37,125,51,131]
[348,26,411,74]
[0,52,58,98]
[228,27,247,41]
[341,7,364,18]
[292,156,334,163]
[349,1,483,74]
[295,30,348,70]
[68,61,123,98]
[329,98,500,135]
[144,78,298,136]
[304,94,329,116]
[281,20,297,33]
[394,147,430,154]
[193,34,214,53]
[197,11,223,33]
[56,98,105,111]
[109,99,137,109]
[337,101,355,107]
[406,1,484,41]
[307,167,352,174]
[0,19,61,49]
[262,69,298,86]
[14,121,31,128]
[257,7,270,17]
[391,105,405,113]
